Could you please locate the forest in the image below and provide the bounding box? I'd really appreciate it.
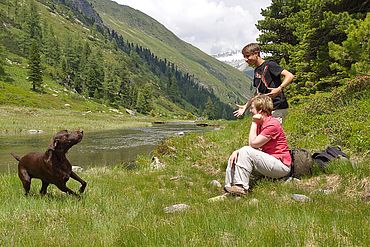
[257,0,369,99]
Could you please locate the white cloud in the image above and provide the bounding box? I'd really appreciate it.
[113,0,271,54]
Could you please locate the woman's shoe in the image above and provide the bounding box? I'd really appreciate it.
[224,185,247,196]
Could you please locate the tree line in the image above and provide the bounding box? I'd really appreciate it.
[257,0,369,98]
[0,0,233,119]
[108,30,233,119]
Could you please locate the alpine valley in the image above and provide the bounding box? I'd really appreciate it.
[0,0,253,120]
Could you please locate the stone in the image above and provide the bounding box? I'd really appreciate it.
[291,194,311,202]
[315,189,334,195]
[163,204,190,213]
[72,166,84,172]
[28,130,44,134]
[125,108,136,116]
[248,198,259,206]
[150,156,166,170]
[208,194,228,202]
[209,180,222,188]
[170,176,189,181]
[176,131,185,136]
[284,177,301,183]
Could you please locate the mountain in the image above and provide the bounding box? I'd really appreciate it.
[87,0,253,103]
[0,0,252,119]
[213,50,254,79]
[213,50,245,71]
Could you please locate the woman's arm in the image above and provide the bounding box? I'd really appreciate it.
[248,121,270,148]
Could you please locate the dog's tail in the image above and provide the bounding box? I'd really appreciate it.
[10,153,21,161]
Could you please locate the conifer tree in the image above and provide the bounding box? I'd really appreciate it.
[103,64,120,106]
[203,96,215,119]
[43,24,60,66]
[136,84,152,113]
[0,44,4,75]
[329,13,370,76]
[22,0,42,57]
[28,39,43,91]
[82,50,104,98]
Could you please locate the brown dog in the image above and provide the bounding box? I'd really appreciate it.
[11,130,87,196]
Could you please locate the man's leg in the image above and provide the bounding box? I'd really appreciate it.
[272,108,288,124]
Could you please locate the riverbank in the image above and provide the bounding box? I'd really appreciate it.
[0,106,154,136]
[0,76,369,245]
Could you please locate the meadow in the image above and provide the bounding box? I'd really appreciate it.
[0,77,369,246]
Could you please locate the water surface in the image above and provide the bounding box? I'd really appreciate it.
[0,122,211,174]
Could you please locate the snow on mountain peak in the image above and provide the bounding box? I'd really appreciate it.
[213,50,246,71]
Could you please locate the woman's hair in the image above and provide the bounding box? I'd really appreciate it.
[242,43,260,56]
[252,94,273,115]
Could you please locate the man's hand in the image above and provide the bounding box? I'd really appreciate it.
[233,104,247,117]
[266,86,282,98]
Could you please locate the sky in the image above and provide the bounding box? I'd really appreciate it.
[113,0,272,55]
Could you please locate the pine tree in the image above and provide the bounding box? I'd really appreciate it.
[329,13,370,76]
[0,44,4,75]
[43,24,60,66]
[22,0,42,57]
[136,84,152,113]
[256,0,300,63]
[28,39,43,91]
[82,50,104,98]
[103,64,120,106]
[203,96,215,119]
[166,73,180,102]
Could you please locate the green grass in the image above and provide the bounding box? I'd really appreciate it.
[0,152,368,246]
[0,105,154,135]
[0,74,368,245]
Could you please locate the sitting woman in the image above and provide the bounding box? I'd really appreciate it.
[224,94,292,195]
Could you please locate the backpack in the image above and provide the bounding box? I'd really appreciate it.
[312,146,348,169]
[289,148,314,178]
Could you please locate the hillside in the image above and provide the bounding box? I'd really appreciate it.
[87,0,253,103]
[0,0,249,120]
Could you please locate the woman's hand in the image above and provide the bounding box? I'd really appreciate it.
[252,114,263,124]
[229,151,239,164]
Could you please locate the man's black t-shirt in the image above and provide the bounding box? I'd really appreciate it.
[253,61,289,110]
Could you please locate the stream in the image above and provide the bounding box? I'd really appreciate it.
[0,122,213,174]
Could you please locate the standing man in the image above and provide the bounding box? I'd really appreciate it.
[234,43,294,122]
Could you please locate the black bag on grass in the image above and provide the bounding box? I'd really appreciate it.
[312,146,348,169]
[289,148,314,178]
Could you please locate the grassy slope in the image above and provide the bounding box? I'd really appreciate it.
[0,1,191,119]
[0,77,369,245]
[88,0,253,104]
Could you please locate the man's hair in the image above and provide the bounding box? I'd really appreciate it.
[252,94,273,115]
[242,43,260,56]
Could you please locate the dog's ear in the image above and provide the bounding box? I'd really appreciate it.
[48,138,59,151]
[44,149,53,165]
[44,137,59,164]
